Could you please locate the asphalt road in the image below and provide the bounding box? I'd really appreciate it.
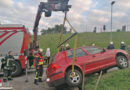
[0,68,55,90]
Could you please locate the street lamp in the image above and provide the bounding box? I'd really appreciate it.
[110,1,115,42]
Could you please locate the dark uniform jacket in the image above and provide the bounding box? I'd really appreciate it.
[107,44,115,50]
[66,47,71,50]
[59,48,65,52]
[120,44,126,50]
[2,55,15,70]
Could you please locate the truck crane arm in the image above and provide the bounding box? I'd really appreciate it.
[33,0,71,48]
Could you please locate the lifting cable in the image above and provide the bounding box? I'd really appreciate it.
[66,18,78,77]
[57,12,67,52]
[57,12,78,77]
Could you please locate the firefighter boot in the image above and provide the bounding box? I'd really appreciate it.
[39,78,43,82]
[8,76,13,80]
[3,78,7,82]
[34,79,38,85]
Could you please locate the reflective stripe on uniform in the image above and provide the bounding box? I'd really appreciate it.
[35,72,38,80]
[38,61,43,65]
[39,76,42,79]
[8,76,12,79]
[7,59,9,66]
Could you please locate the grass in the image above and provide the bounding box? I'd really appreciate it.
[85,68,130,90]
[38,32,130,56]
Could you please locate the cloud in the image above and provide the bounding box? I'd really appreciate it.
[0,0,130,33]
[0,0,14,7]
[92,9,109,15]
[116,0,130,11]
[113,12,126,17]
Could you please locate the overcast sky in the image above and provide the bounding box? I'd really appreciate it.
[0,0,130,33]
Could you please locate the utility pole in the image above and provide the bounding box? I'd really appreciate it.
[110,1,115,41]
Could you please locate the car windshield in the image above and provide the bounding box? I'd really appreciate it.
[50,54,57,63]
[67,48,86,58]
[84,47,103,54]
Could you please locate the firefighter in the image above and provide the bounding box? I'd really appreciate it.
[92,43,95,46]
[34,48,44,85]
[27,48,34,69]
[60,45,65,52]
[2,51,15,82]
[65,44,71,50]
[120,41,126,50]
[107,42,115,50]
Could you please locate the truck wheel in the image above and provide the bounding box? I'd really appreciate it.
[66,69,82,87]
[116,55,129,69]
[12,60,22,76]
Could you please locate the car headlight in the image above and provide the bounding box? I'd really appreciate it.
[46,78,50,82]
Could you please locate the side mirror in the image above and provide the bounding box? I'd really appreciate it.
[24,49,29,56]
[102,48,106,52]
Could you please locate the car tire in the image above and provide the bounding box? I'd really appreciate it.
[12,60,22,76]
[116,55,129,69]
[65,69,82,87]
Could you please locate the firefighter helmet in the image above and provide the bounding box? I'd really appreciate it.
[39,48,43,52]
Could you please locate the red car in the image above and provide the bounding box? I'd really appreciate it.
[46,46,129,89]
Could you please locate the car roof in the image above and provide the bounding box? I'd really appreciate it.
[59,46,99,53]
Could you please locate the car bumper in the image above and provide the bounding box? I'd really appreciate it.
[48,77,65,87]
[46,71,65,87]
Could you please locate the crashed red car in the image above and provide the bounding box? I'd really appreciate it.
[46,46,129,89]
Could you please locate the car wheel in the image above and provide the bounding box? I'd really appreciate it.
[116,55,128,69]
[66,69,82,87]
[12,60,22,76]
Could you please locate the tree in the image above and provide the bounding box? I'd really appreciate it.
[116,29,121,32]
[41,24,67,35]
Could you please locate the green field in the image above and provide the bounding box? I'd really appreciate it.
[85,68,130,90]
[38,32,130,55]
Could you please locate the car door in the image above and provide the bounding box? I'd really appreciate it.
[67,48,88,64]
[99,49,116,68]
[67,48,94,74]
[83,47,114,74]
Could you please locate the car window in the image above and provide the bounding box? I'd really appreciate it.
[51,55,57,63]
[84,47,103,54]
[67,50,73,58]
[67,49,86,58]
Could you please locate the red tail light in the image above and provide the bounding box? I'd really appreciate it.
[50,64,60,71]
